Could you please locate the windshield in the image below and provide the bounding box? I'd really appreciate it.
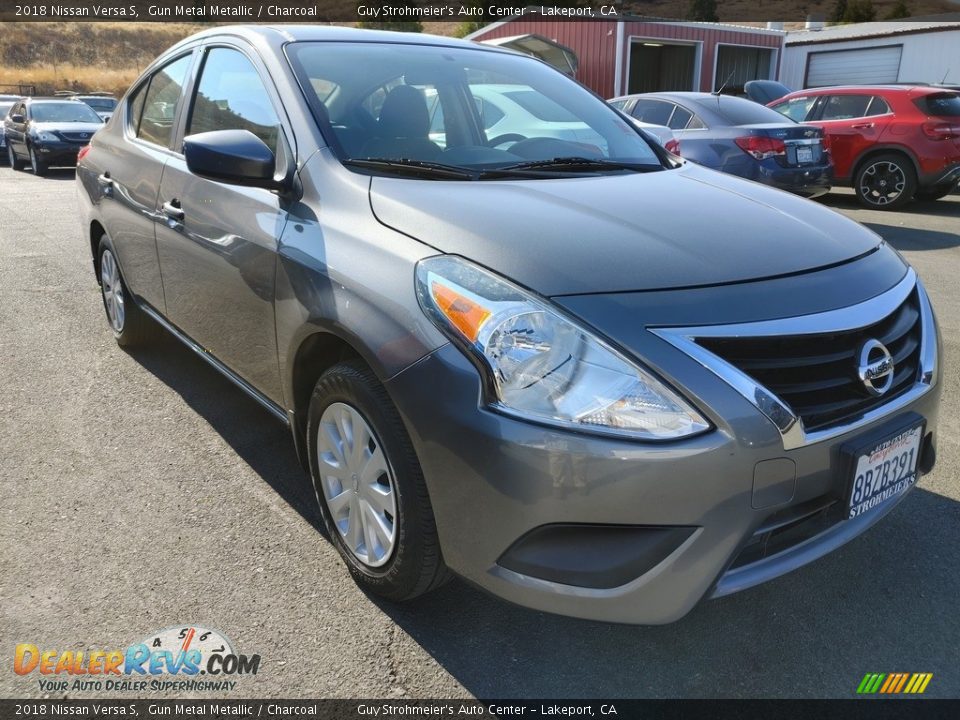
[30,102,102,123]
[287,42,662,176]
[80,98,117,111]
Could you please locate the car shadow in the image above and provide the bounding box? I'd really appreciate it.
[127,329,959,698]
[124,331,325,535]
[37,168,77,181]
[818,191,960,219]
[865,223,960,252]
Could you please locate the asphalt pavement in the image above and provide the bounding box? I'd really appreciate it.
[0,166,958,700]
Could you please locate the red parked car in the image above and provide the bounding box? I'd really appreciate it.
[769,85,960,209]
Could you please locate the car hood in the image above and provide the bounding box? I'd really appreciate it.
[369,162,880,296]
[31,121,102,135]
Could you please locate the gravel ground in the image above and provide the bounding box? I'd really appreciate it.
[0,166,957,700]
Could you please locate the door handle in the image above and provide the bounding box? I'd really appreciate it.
[97,172,113,196]
[851,122,875,130]
[162,199,184,222]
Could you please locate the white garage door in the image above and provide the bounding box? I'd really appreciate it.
[806,45,902,87]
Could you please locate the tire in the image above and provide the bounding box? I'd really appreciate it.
[29,145,47,176]
[97,238,159,347]
[8,143,25,171]
[854,153,916,210]
[914,182,957,202]
[307,361,449,601]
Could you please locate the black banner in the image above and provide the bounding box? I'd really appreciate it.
[1,0,958,23]
[3,700,960,720]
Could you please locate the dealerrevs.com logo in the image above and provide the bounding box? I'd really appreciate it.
[14,626,260,694]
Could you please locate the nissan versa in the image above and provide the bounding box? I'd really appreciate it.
[76,26,942,624]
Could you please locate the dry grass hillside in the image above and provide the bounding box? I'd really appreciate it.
[0,9,955,98]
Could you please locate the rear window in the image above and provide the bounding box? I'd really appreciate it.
[916,92,960,118]
[693,95,792,126]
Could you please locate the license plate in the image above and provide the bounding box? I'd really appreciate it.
[847,424,923,520]
[796,146,814,164]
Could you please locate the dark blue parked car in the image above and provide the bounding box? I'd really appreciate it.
[610,92,832,198]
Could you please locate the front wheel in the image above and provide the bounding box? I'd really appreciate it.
[98,239,159,347]
[854,153,916,210]
[8,143,25,171]
[29,145,47,176]
[307,361,449,601]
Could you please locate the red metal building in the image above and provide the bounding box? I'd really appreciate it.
[467,18,785,99]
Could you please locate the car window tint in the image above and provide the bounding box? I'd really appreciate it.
[188,48,281,153]
[137,54,192,147]
[473,96,504,130]
[695,95,791,125]
[686,114,706,129]
[609,99,628,110]
[820,95,872,121]
[915,92,960,117]
[773,97,816,122]
[668,106,693,130]
[30,102,101,123]
[865,96,891,116]
[630,99,674,126]
[128,83,147,135]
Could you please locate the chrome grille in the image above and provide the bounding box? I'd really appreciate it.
[696,290,922,432]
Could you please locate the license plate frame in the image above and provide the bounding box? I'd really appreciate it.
[796,145,814,164]
[841,414,925,521]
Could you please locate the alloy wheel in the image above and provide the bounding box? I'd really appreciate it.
[100,249,125,333]
[859,161,906,207]
[316,402,397,568]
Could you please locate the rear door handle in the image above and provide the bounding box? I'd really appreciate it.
[162,199,184,222]
[851,122,875,130]
[97,172,113,196]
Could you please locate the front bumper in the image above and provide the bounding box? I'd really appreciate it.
[33,141,85,166]
[387,325,940,625]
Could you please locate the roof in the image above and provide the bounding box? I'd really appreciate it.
[466,16,785,40]
[786,20,960,45]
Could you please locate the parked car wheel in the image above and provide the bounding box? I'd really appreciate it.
[98,240,158,347]
[29,145,48,176]
[8,144,25,171]
[854,153,916,210]
[307,361,449,601]
[914,182,957,202]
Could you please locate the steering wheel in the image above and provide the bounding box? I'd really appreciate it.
[486,133,526,148]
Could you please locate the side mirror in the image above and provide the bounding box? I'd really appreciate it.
[183,129,284,191]
[10,114,24,123]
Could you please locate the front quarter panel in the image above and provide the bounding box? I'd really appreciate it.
[275,149,448,410]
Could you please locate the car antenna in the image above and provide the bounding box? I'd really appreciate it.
[941,69,951,84]
[713,71,735,97]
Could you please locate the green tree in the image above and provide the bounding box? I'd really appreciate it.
[885,0,910,18]
[844,0,877,21]
[686,0,720,21]
[829,0,848,22]
[357,21,423,33]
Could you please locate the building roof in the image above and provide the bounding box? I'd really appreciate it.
[786,20,960,45]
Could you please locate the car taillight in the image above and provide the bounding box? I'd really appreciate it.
[921,121,960,140]
[77,145,91,162]
[665,138,681,156]
[734,136,786,160]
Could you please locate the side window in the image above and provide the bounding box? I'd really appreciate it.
[668,106,693,130]
[773,97,816,122]
[630,99,674,126]
[866,96,891,117]
[188,47,281,153]
[127,81,148,136]
[137,54,192,147]
[687,114,706,129]
[820,94,872,121]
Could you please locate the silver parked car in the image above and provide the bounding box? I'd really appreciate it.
[76,26,941,624]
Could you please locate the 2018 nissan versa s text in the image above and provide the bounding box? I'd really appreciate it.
[76,26,942,624]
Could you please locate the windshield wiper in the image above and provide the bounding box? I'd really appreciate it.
[343,158,476,181]
[490,157,663,174]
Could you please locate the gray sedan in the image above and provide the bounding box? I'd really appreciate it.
[76,25,941,624]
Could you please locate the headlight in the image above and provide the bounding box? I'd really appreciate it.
[415,255,710,440]
[34,132,58,143]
